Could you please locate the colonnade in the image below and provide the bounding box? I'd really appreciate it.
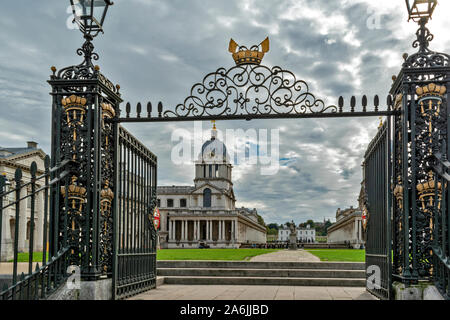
[168,219,236,242]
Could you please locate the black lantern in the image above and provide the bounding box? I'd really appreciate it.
[405,0,438,22]
[70,0,113,39]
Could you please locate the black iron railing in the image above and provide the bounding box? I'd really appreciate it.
[363,121,392,300]
[0,157,77,300]
[431,153,450,299]
[112,125,158,300]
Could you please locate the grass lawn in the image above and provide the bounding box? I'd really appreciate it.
[157,249,280,261]
[306,249,365,262]
[8,252,48,263]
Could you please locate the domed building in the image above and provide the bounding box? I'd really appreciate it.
[157,123,267,248]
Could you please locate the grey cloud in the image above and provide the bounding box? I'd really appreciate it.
[1,0,449,225]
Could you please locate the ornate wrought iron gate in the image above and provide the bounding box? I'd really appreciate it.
[112,125,158,300]
[363,120,392,300]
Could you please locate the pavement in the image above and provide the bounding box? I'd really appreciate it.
[128,284,377,300]
[249,249,320,262]
[128,250,376,300]
[0,262,40,275]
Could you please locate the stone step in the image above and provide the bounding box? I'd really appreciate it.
[163,276,366,287]
[158,268,365,278]
[157,261,365,270]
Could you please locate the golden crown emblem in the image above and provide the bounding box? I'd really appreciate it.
[62,95,87,112]
[100,180,114,203]
[60,176,87,201]
[416,83,447,98]
[101,102,116,119]
[228,37,270,65]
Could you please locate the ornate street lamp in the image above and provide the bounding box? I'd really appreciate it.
[405,0,438,22]
[70,0,114,39]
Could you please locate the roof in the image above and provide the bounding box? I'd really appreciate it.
[200,137,229,162]
[157,186,195,195]
[0,147,39,159]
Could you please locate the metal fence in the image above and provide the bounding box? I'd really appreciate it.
[432,153,450,299]
[363,121,392,300]
[0,157,76,300]
[112,125,158,300]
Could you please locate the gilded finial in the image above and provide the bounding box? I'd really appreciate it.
[211,120,216,130]
[378,117,383,129]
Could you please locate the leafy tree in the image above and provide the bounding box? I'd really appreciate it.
[267,223,279,230]
[256,214,266,227]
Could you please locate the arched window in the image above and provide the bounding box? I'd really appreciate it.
[203,188,211,208]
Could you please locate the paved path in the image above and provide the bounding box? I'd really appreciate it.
[0,263,40,275]
[129,285,377,300]
[249,249,320,262]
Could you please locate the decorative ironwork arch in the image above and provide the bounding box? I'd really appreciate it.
[163,64,337,118]
[117,63,394,123]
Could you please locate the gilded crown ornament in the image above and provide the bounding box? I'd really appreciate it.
[228,37,270,65]
[62,95,88,126]
[100,180,114,204]
[101,102,116,119]
[394,93,403,110]
[61,176,87,215]
[416,83,447,98]
[417,172,442,211]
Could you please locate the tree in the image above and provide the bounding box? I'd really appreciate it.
[256,214,266,227]
[267,223,279,230]
[305,219,315,228]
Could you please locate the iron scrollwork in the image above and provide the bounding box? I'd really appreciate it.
[403,19,450,69]
[413,83,447,278]
[163,64,337,118]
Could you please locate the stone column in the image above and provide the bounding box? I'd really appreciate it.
[35,189,44,252]
[181,220,185,241]
[168,219,172,241]
[195,221,199,240]
[231,220,235,241]
[172,220,176,240]
[208,220,212,241]
[18,186,27,252]
[219,221,223,241]
[1,210,11,261]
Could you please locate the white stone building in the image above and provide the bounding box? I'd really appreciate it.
[1,142,47,261]
[157,125,266,248]
[327,206,365,249]
[277,224,316,243]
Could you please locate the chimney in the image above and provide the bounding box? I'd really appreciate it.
[27,141,38,149]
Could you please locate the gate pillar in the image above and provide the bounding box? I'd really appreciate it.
[391,17,450,291]
[48,37,122,283]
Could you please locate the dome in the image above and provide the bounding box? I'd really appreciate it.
[200,136,229,162]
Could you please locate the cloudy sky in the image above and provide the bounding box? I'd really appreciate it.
[1,0,449,225]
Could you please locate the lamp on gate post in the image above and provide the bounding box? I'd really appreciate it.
[405,0,438,23]
[70,0,114,40]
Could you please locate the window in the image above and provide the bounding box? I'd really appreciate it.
[157,199,161,207]
[215,164,219,178]
[180,199,187,208]
[203,188,211,208]
[203,165,206,178]
[209,165,212,178]
[167,199,174,208]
